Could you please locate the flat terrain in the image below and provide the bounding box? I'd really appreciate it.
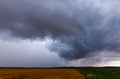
[0,68,85,79]
[77,67,120,79]
[0,67,119,79]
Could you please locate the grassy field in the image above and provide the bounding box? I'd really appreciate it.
[0,67,119,79]
[0,68,85,79]
[76,67,120,79]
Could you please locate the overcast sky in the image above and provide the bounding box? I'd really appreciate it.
[0,0,120,67]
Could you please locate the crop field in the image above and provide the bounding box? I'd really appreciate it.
[0,67,119,79]
[0,68,85,79]
[76,67,120,79]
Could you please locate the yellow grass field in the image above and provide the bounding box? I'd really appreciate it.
[0,68,85,79]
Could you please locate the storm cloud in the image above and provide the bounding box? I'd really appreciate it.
[0,0,120,62]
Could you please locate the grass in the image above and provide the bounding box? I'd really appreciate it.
[76,67,120,79]
[0,68,85,79]
[0,67,119,79]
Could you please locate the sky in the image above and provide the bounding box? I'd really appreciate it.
[0,0,120,67]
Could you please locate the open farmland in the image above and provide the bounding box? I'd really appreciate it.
[0,67,119,79]
[0,68,85,79]
[76,67,120,79]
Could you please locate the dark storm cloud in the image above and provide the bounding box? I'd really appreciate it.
[0,0,120,60]
[0,0,82,38]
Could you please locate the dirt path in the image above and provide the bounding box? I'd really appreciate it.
[0,68,85,79]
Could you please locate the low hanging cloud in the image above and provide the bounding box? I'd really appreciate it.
[0,0,120,61]
[0,39,63,67]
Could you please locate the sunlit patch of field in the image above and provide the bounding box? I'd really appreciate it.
[0,68,85,79]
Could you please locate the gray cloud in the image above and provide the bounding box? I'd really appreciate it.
[0,0,120,62]
[0,39,63,67]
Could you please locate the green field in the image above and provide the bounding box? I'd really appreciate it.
[76,67,120,79]
[0,67,119,79]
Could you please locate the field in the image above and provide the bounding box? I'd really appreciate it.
[0,67,119,79]
[0,68,85,79]
[76,67,120,79]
